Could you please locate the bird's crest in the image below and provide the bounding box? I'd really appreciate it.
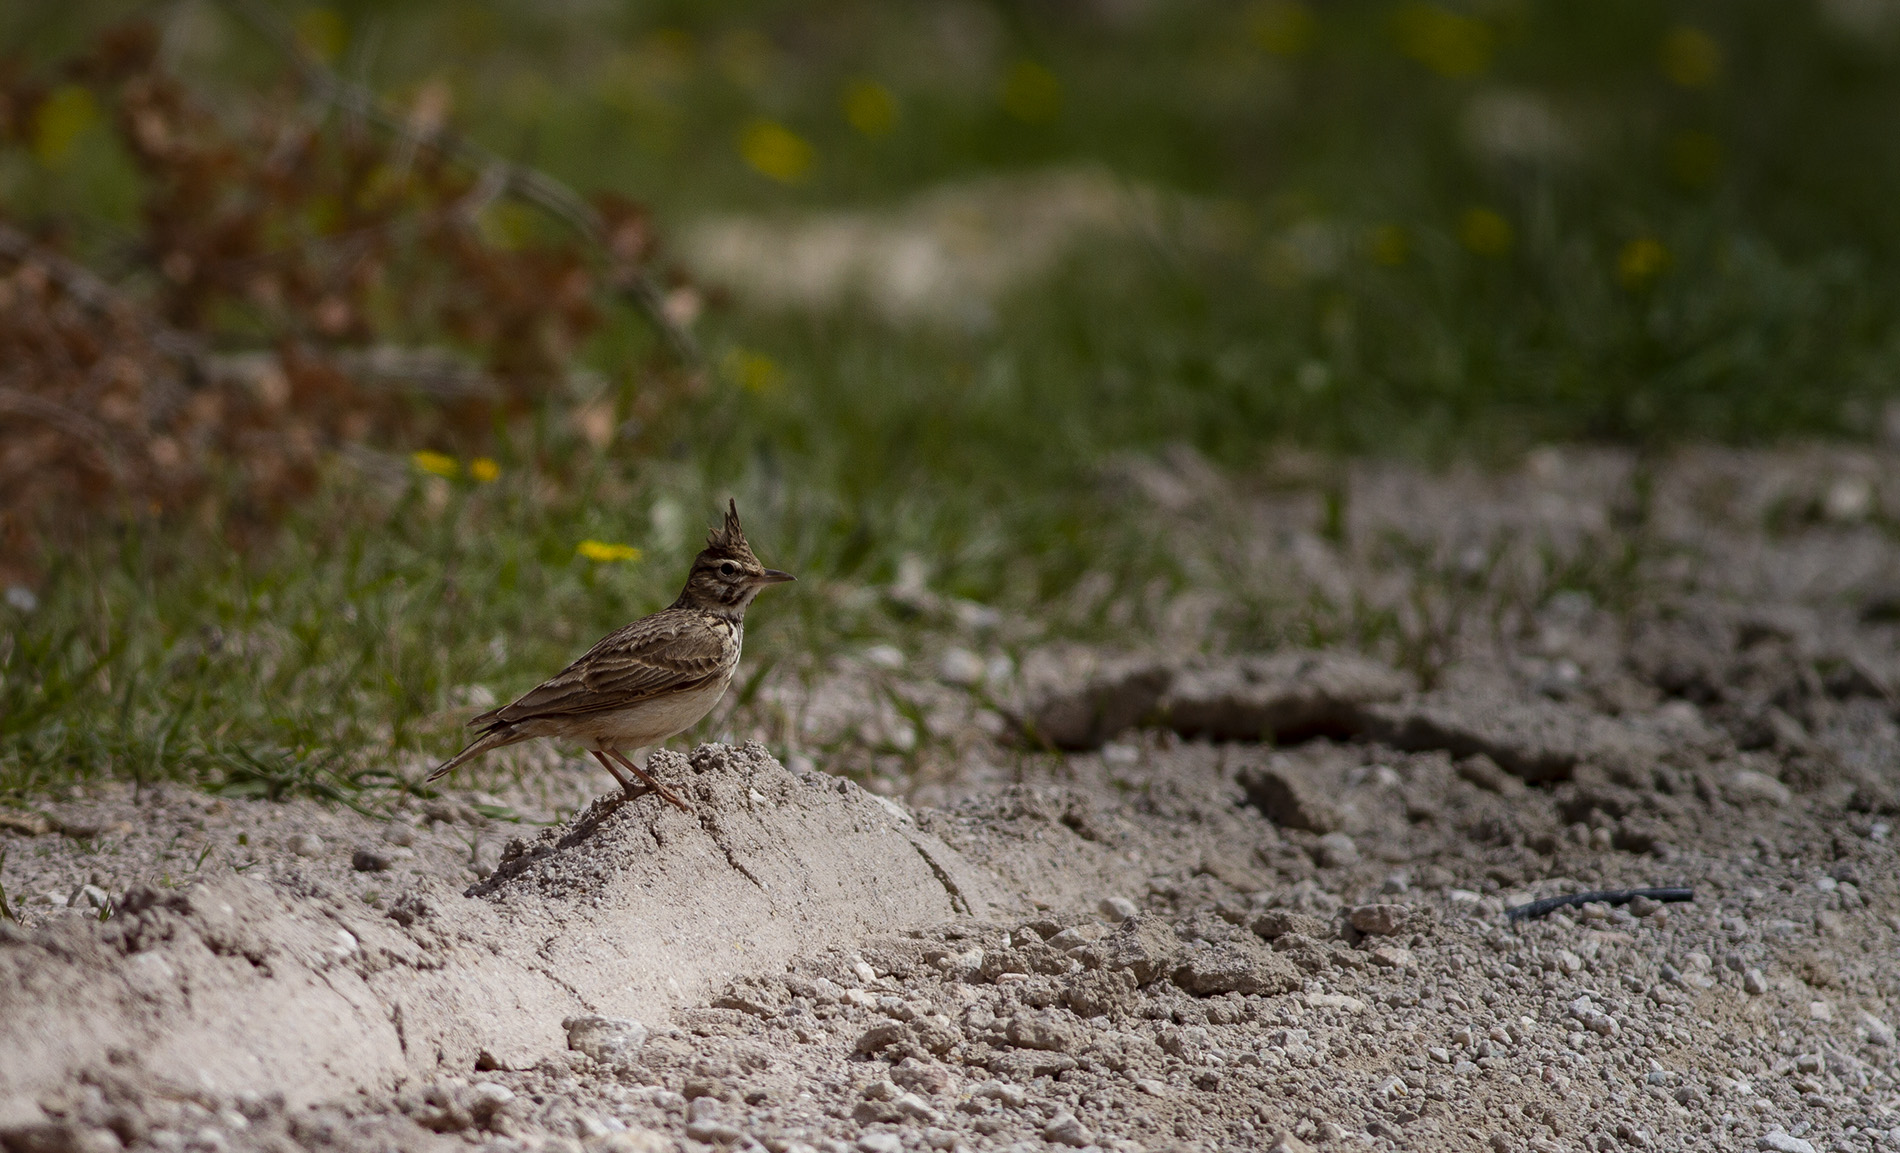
[705,498,751,555]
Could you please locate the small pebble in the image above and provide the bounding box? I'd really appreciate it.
[685,1121,746,1146]
[1858,1011,1896,1047]
[937,648,986,686]
[1099,896,1139,922]
[563,1015,648,1062]
[1743,969,1769,996]
[1315,832,1359,868]
[1043,1111,1094,1147]
[1348,904,1410,936]
[288,833,324,857]
[862,645,906,671]
[382,824,416,847]
[1759,1132,1817,1153]
[857,1134,904,1153]
[1628,895,1661,917]
[351,847,392,872]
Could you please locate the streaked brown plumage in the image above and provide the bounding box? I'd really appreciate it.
[426,500,793,810]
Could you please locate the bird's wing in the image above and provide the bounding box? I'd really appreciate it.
[475,611,732,725]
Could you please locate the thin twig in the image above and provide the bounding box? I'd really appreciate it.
[1505,886,1693,923]
[214,0,700,364]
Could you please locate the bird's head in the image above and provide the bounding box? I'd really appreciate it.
[678,499,794,615]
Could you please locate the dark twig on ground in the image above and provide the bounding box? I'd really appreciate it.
[1504,886,1694,923]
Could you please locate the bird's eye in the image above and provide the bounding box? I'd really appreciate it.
[719,561,738,576]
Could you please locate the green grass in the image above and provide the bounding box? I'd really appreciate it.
[5,0,1900,797]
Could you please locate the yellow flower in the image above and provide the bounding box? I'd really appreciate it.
[739,119,814,183]
[1617,237,1669,291]
[722,348,784,394]
[577,540,642,563]
[468,457,501,483]
[1368,224,1410,267]
[1000,61,1063,123]
[31,85,97,167]
[1459,208,1513,257]
[293,7,348,64]
[843,79,898,137]
[411,450,459,479]
[1393,3,1493,79]
[1249,1,1317,57]
[1660,26,1721,89]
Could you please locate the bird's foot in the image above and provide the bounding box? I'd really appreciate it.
[607,750,694,814]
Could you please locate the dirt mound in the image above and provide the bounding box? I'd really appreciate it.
[0,742,1010,1125]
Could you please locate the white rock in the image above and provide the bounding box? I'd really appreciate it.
[1099,896,1139,922]
[470,1082,514,1106]
[288,833,324,857]
[562,1015,648,1062]
[893,1092,939,1123]
[589,1131,673,1153]
[1315,832,1359,868]
[937,647,986,686]
[1043,1111,1094,1147]
[1304,993,1366,1014]
[1759,1132,1817,1153]
[1730,770,1793,806]
[1824,476,1874,522]
[863,644,906,670]
[1857,1011,1896,1047]
[974,1080,1027,1107]
[857,1135,904,1153]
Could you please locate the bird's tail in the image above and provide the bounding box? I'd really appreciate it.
[426,726,521,784]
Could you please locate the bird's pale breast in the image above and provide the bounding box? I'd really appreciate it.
[565,668,735,750]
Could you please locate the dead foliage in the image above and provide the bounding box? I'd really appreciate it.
[0,22,694,581]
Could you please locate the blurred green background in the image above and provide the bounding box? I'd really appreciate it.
[4,0,1898,800]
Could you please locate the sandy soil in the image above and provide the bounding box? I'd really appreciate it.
[5,444,1900,1153]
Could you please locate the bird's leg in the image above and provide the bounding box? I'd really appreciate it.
[607,749,694,813]
[589,750,648,800]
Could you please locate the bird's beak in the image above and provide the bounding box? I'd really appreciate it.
[755,569,796,585]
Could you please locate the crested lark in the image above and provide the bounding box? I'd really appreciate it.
[426,500,793,810]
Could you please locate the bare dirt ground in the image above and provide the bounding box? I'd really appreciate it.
[6,444,1900,1153]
